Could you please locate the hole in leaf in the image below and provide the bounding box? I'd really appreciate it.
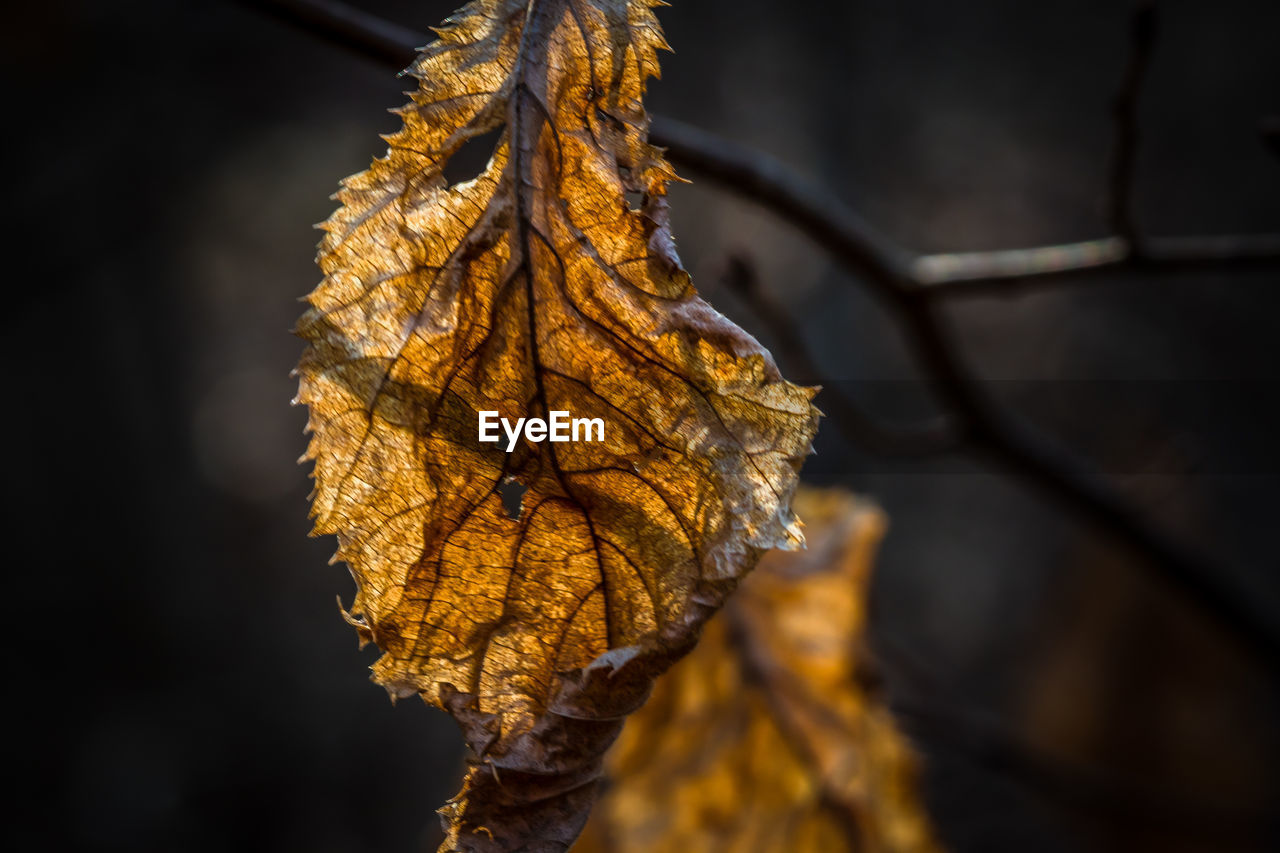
[443,126,504,187]
[499,478,528,520]
[625,190,644,211]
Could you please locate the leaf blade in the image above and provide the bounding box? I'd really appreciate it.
[296,1,819,848]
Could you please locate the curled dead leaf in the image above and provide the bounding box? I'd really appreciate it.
[574,487,941,853]
[294,1,819,849]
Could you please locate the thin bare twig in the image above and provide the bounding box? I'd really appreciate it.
[654,120,1280,669]
[720,255,958,457]
[239,0,1280,666]
[1109,1,1157,245]
[650,114,916,292]
[242,0,1280,296]
[241,0,424,66]
[913,233,1280,296]
[654,114,1280,295]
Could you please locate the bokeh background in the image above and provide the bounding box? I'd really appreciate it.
[9,0,1280,850]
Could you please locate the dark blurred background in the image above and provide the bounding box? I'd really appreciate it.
[8,0,1280,850]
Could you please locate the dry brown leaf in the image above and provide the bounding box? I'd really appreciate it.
[574,487,941,853]
[293,1,819,849]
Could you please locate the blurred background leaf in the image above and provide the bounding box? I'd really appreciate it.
[574,486,940,853]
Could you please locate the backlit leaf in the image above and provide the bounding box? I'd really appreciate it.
[294,1,819,848]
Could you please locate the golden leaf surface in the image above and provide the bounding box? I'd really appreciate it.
[294,0,819,848]
[574,487,941,853]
